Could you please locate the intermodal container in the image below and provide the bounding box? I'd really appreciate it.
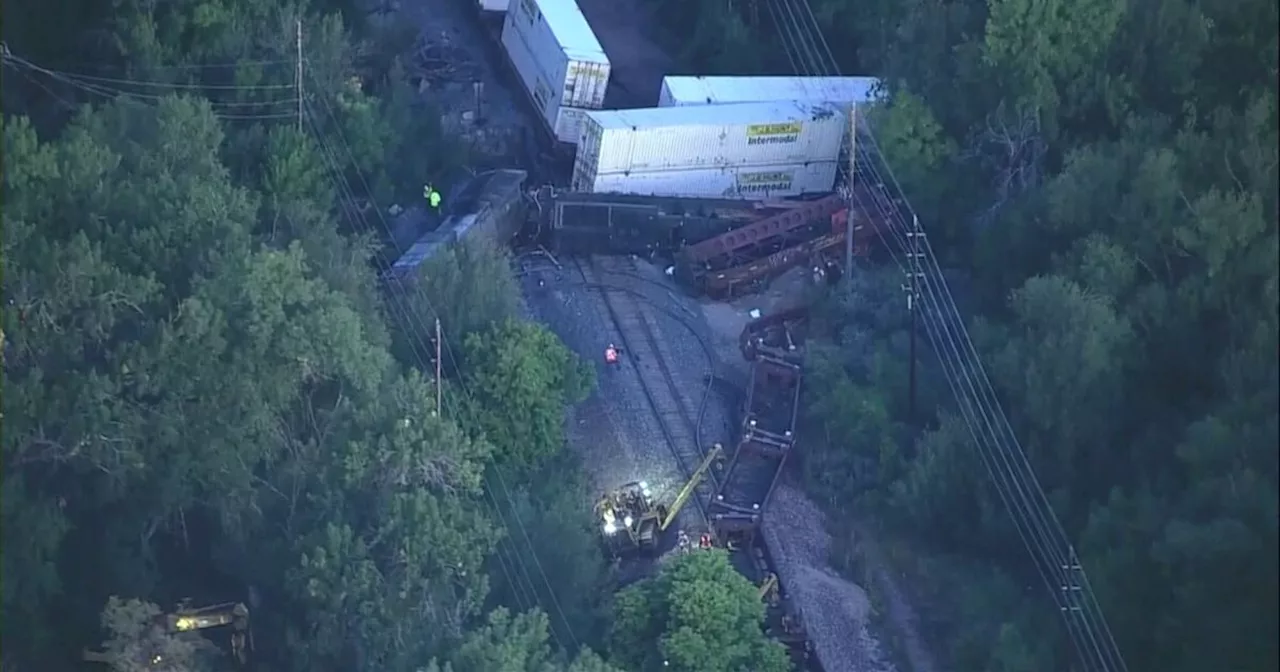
[572,101,846,183]
[501,0,610,144]
[658,76,882,108]
[575,161,839,199]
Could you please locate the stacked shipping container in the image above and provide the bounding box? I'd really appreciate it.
[657,75,883,108]
[571,101,846,200]
[501,0,610,144]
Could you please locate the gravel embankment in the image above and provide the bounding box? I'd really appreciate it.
[764,486,896,672]
[519,254,900,671]
[587,258,899,672]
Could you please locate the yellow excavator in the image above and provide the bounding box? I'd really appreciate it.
[595,443,724,554]
[84,600,251,667]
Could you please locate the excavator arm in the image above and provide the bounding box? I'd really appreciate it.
[759,573,780,601]
[658,443,724,531]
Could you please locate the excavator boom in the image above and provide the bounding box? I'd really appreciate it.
[659,444,724,531]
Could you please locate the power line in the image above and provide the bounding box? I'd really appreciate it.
[301,69,582,651]
[301,97,545,623]
[298,91,545,622]
[27,68,296,90]
[760,1,1130,669]
[2,51,301,119]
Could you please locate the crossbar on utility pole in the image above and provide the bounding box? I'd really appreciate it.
[435,317,443,417]
[296,19,303,133]
[904,214,924,425]
[844,102,857,290]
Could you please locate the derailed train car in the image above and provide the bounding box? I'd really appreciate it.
[677,186,882,299]
[544,190,774,256]
[544,189,878,296]
[710,344,803,540]
[383,169,529,283]
[713,307,815,665]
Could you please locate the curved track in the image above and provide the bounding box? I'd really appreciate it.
[527,253,821,670]
[572,255,719,527]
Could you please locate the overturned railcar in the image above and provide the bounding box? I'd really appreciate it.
[710,351,803,544]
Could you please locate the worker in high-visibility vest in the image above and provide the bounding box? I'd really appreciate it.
[423,184,442,211]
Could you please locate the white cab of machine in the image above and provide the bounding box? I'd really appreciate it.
[658,76,882,108]
[501,0,610,143]
[573,101,846,179]
[477,0,509,11]
[578,161,839,200]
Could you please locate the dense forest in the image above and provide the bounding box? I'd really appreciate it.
[656,0,1279,669]
[3,0,1276,670]
[0,1,788,671]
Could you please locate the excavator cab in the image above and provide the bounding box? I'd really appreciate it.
[595,480,666,553]
[167,601,250,664]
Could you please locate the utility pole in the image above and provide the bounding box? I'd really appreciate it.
[904,214,924,425]
[844,102,857,290]
[296,19,304,133]
[434,317,443,418]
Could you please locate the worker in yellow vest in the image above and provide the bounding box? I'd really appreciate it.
[423,184,442,212]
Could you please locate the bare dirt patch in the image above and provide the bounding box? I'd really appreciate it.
[575,0,676,107]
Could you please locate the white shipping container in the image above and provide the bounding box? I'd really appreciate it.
[658,76,882,108]
[576,161,839,200]
[478,0,509,11]
[574,101,846,179]
[499,26,594,143]
[501,0,609,143]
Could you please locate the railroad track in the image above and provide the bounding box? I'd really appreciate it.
[560,253,821,670]
[573,255,718,526]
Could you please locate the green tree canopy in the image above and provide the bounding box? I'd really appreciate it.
[610,551,792,672]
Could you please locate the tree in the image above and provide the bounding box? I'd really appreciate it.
[404,238,523,365]
[487,455,613,648]
[422,608,622,672]
[463,320,594,473]
[87,597,217,672]
[278,372,501,670]
[3,1,614,670]
[752,0,1279,665]
[610,551,791,672]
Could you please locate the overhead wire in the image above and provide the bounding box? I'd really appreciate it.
[1,43,556,647]
[760,0,1131,669]
[1,39,582,656]
[301,67,581,652]
[40,69,297,90]
[833,52,1128,666]
[300,95,544,626]
[2,52,301,119]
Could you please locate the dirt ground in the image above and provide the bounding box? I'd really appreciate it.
[574,0,676,108]
[374,0,537,164]
[370,2,938,668]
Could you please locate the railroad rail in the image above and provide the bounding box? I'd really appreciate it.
[571,256,818,667]
[573,255,719,526]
